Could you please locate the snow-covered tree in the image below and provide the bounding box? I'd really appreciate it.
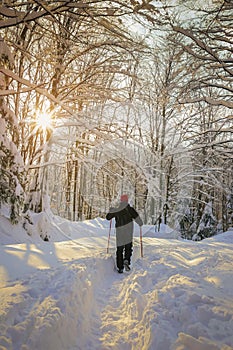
[195,201,217,240]
[170,0,233,110]
[0,37,24,222]
[0,0,232,230]
[1,0,144,216]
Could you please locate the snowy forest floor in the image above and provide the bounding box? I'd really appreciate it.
[0,213,233,350]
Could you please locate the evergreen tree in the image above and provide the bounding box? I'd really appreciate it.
[196,202,217,240]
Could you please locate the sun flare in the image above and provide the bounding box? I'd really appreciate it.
[36,111,53,131]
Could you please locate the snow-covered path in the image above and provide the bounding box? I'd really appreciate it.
[98,239,233,350]
[1,216,233,350]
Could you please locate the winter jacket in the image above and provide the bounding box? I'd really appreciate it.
[106,202,143,247]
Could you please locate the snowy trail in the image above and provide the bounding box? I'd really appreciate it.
[66,237,233,350]
[96,240,233,350]
[1,220,233,349]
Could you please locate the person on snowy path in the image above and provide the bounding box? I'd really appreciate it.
[106,194,143,273]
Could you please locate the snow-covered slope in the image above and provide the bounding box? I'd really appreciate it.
[0,212,233,350]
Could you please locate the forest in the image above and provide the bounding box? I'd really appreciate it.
[0,0,232,240]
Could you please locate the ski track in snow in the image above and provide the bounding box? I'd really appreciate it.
[1,235,233,350]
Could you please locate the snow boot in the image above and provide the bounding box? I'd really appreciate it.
[124,259,130,271]
[118,268,124,273]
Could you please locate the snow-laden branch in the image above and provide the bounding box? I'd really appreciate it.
[179,96,233,109]
[0,67,116,141]
[199,81,233,94]
[172,25,233,77]
[0,3,82,29]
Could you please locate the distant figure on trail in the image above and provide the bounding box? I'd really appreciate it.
[106,194,143,273]
[154,213,162,232]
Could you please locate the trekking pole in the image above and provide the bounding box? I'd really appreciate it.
[140,226,143,258]
[107,219,112,254]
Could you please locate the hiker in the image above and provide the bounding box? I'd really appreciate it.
[154,213,162,232]
[106,194,143,273]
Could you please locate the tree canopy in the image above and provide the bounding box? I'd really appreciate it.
[0,0,232,237]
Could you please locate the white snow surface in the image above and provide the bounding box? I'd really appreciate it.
[0,210,233,350]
